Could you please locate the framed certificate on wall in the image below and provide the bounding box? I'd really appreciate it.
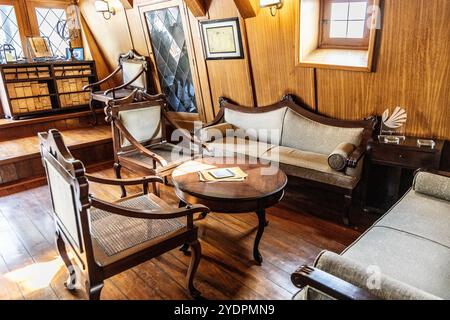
[200,18,244,60]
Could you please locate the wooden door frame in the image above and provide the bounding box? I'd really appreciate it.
[137,0,207,122]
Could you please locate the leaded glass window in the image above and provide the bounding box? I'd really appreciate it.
[145,7,197,113]
[35,7,69,57]
[0,5,23,58]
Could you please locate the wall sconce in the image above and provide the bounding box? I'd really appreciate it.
[95,0,115,20]
[260,0,283,16]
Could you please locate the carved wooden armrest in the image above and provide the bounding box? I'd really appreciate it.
[85,174,163,186]
[139,92,167,101]
[90,197,210,220]
[346,145,366,168]
[115,120,168,167]
[162,113,211,153]
[291,265,379,300]
[83,66,122,91]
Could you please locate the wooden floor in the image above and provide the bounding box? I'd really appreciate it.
[0,164,362,300]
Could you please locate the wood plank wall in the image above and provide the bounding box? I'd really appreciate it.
[78,0,450,140]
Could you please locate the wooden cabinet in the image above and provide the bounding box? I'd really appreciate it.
[364,137,444,213]
[0,61,98,120]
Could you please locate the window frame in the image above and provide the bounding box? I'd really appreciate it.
[295,0,380,72]
[0,0,77,60]
[319,0,374,50]
[27,1,71,38]
[0,0,29,58]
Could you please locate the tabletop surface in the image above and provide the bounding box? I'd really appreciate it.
[172,157,288,201]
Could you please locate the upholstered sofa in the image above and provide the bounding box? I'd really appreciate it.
[198,95,376,225]
[291,170,450,300]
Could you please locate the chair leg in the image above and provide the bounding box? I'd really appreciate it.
[343,193,352,226]
[153,181,160,197]
[55,231,77,291]
[186,240,201,299]
[86,281,104,300]
[89,99,97,125]
[178,201,191,255]
[114,163,127,198]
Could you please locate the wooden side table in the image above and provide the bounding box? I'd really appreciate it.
[364,136,444,213]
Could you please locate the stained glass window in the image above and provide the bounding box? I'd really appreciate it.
[0,5,23,58]
[35,7,69,57]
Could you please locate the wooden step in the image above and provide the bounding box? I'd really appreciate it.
[0,109,106,141]
[0,125,113,187]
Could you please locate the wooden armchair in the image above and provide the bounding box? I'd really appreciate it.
[39,129,209,300]
[105,92,205,198]
[83,50,154,124]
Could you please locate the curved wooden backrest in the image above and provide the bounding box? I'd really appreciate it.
[38,129,94,268]
[118,50,151,90]
[105,93,169,154]
[218,95,376,130]
[211,94,377,150]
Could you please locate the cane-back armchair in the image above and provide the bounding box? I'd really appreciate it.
[105,92,205,198]
[83,50,154,124]
[39,129,208,300]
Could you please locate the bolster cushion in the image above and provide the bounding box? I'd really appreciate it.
[312,251,441,300]
[328,142,356,171]
[199,123,235,142]
[413,172,450,202]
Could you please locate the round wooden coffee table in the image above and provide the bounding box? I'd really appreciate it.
[172,157,288,264]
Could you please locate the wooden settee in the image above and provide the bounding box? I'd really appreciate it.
[198,95,377,225]
[291,170,450,300]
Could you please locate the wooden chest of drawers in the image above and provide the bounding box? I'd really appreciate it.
[0,60,98,120]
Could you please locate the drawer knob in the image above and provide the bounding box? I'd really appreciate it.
[399,154,404,159]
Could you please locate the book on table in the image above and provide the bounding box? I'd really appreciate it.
[199,167,247,182]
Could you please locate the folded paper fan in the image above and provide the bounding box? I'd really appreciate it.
[382,107,407,129]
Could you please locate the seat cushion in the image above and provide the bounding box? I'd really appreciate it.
[375,190,450,248]
[92,88,134,102]
[205,137,274,158]
[342,226,450,299]
[90,194,185,257]
[260,146,359,189]
[281,108,364,155]
[224,107,288,144]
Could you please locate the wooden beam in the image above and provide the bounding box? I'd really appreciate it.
[119,0,133,9]
[233,0,259,19]
[184,0,206,17]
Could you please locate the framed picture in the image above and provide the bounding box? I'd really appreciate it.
[27,37,53,59]
[200,18,244,60]
[66,47,84,61]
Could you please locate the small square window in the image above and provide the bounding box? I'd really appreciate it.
[320,0,372,49]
